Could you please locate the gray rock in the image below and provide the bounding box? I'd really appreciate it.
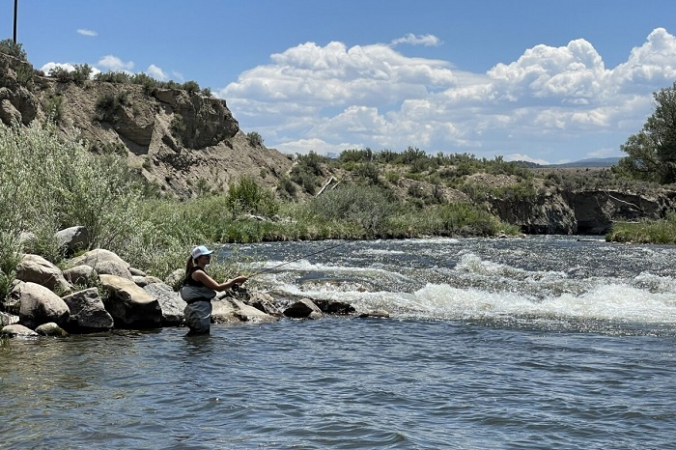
[133,275,163,287]
[11,282,70,329]
[70,249,133,280]
[211,298,240,324]
[55,226,90,254]
[129,267,147,277]
[248,290,283,316]
[142,282,186,326]
[62,288,114,332]
[36,322,68,337]
[63,265,98,286]
[164,269,185,290]
[313,299,356,315]
[99,274,162,328]
[231,299,278,323]
[359,310,391,319]
[283,298,323,319]
[0,311,19,327]
[1,324,39,337]
[0,97,22,125]
[15,254,73,294]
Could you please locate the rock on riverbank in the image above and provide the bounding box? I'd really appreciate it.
[0,244,358,339]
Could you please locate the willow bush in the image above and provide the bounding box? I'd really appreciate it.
[0,123,152,264]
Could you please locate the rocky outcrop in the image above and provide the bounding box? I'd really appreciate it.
[489,193,578,234]
[489,189,676,235]
[565,189,676,234]
[0,51,294,199]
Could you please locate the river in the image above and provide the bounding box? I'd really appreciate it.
[1,236,675,449]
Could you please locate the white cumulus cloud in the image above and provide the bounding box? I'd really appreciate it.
[146,64,168,81]
[97,55,134,72]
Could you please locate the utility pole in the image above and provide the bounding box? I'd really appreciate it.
[13,0,18,43]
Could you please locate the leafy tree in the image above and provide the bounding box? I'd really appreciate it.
[615,81,676,183]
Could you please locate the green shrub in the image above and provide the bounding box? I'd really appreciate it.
[308,184,395,234]
[277,176,297,198]
[0,39,27,60]
[15,63,34,87]
[227,176,278,216]
[0,122,149,265]
[182,80,201,95]
[131,73,159,95]
[246,131,264,147]
[72,64,92,85]
[49,66,73,82]
[0,232,21,301]
[94,71,132,84]
[44,94,63,124]
[95,92,130,123]
[606,212,676,244]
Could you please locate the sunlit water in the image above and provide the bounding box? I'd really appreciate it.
[2,236,676,449]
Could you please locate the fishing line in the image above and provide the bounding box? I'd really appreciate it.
[249,241,348,278]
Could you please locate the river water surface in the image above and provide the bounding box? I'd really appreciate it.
[2,236,676,449]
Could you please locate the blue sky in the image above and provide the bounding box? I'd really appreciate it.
[3,0,676,164]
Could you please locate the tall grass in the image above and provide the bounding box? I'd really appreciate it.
[606,213,676,244]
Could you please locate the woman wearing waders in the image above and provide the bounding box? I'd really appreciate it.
[180,245,248,335]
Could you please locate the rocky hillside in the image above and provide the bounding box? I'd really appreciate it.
[0,51,293,198]
[2,50,676,235]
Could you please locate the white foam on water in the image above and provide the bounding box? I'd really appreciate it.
[252,259,416,283]
[455,253,568,282]
[410,282,676,324]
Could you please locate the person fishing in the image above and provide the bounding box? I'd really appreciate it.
[180,245,248,335]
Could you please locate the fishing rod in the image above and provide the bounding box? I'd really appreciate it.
[249,241,348,278]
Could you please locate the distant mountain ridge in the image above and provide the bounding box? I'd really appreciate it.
[514,157,621,169]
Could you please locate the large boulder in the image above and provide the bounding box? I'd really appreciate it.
[15,254,73,294]
[0,97,21,124]
[62,288,114,332]
[10,282,70,329]
[142,282,186,326]
[99,274,162,328]
[70,249,133,280]
[55,226,91,255]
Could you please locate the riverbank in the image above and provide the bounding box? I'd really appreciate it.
[0,242,365,338]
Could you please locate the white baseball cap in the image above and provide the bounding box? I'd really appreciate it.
[191,245,214,260]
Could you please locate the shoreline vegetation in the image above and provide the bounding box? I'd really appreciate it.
[0,122,521,301]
